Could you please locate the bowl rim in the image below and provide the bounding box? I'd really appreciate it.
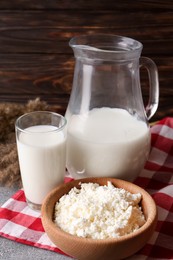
[41,177,157,244]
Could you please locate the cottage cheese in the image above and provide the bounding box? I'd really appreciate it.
[54,182,146,239]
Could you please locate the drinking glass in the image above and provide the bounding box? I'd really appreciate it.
[15,111,67,211]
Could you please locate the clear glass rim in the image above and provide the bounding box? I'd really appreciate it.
[69,34,143,53]
[15,111,67,134]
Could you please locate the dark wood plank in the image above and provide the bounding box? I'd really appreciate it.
[0,10,172,29]
[1,55,172,92]
[0,53,172,121]
[0,0,172,10]
[0,27,173,55]
[0,10,172,54]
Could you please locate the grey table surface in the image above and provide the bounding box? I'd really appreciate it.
[0,186,73,260]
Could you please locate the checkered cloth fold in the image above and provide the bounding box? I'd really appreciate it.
[0,117,173,259]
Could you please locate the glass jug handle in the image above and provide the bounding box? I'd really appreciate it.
[140,57,159,120]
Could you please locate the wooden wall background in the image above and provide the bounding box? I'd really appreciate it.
[0,0,173,122]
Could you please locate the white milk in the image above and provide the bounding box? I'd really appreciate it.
[17,125,66,205]
[66,108,150,181]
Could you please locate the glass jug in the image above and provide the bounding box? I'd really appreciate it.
[65,34,159,181]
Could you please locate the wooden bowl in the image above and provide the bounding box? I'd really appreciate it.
[41,177,157,260]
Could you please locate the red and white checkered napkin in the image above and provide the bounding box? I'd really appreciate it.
[0,177,73,257]
[0,117,173,259]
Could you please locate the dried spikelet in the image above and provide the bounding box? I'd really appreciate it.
[0,98,49,188]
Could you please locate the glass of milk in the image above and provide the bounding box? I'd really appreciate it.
[15,111,67,211]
